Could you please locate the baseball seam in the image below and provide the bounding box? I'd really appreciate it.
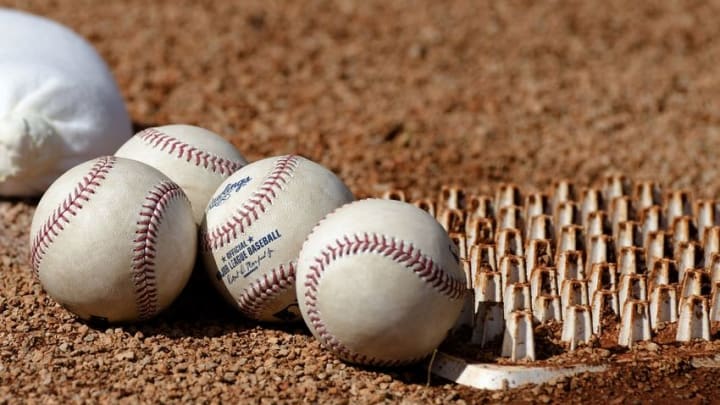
[132,181,187,320]
[30,156,116,275]
[138,128,245,176]
[303,232,466,366]
[236,262,296,318]
[202,155,300,251]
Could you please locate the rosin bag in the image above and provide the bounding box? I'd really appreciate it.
[0,8,132,196]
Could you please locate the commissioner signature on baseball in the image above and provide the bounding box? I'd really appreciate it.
[217,229,283,283]
[226,247,275,285]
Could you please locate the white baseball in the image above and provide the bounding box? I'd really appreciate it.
[201,155,354,322]
[115,124,248,224]
[296,199,467,366]
[29,156,197,323]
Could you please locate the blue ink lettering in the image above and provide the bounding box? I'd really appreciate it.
[208,176,252,210]
[216,229,284,284]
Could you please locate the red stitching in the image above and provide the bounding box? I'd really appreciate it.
[131,181,187,320]
[303,232,465,366]
[138,128,245,176]
[30,156,116,275]
[235,263,296,318]
[201,155,300,251]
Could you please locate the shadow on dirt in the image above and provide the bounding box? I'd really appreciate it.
[132,121,161,133]
[83,259,314,340]
[0,196,40,205]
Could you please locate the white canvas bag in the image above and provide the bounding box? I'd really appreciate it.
[0,8,132,196]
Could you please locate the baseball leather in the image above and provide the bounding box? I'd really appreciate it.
[201,155,353,322]
[115,124,247,224]
[29,156,197,323]
[296,199,467,366]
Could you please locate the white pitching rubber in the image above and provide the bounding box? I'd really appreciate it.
[710,286,720,322]
[618,300,652,347]
[503,283,532,319]
[526,239,553,277]
[618,274,648,309]
[501,310,535,361]
[634,181,661,210]
[524,193,550,227]
[530,266,558,301]
[495,184,521,211]
[588,263,617,300]
[676,295,710,342]
[556,250,585,288]
[591,290,619,334]
[551,180,576,212]
[466,217,494,247]
[560,279,589,318]
[556,224,584,255]
[649,285,678,328]
[580,188,603,227]
[469,244,497,284]
[496,228,524,258]
[500,255,527,293]
[498,205,523,232]
[472,270,504,345]
[453,289,476,331]
[616,220,641,252]
[534,294,563,323]
[561,305,593,350]
[430,352,607,390]
[472,302,505,347]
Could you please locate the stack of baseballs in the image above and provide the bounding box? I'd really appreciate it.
[29,124,467,366]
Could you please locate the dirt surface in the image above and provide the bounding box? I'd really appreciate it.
[4,0,720,403]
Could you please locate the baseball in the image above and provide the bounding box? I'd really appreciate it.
[201,154,354,322]
[115,124,248,224]
[296,199,466,366]
[29,156,197,323]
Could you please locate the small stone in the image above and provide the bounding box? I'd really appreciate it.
[115,351,135,361]
[645,342,660,353]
